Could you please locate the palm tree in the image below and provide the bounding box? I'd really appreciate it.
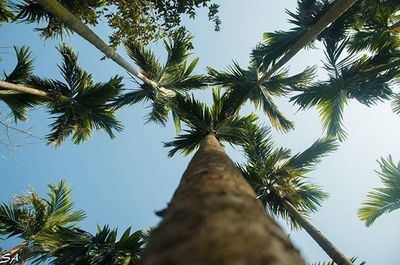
[239,123,352,265]
[0,45,123,145]
[115,32,206,127]
[358,156,400,226]
[207,62,314,132]
[26,44,124,145]
[208,0,358,119]
[0,181,146,264]
[0,180,86,262]
[140,89,306,265]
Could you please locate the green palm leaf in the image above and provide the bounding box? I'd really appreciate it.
[0,46,43,121]
[358,156,400,227]
[208,63,313,131]
[0,0,14,23]
[33,226,145,265]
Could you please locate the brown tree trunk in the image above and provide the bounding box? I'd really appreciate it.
[282,200,352,265]
[140,134,306,265]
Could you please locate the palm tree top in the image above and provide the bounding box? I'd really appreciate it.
[239,123,337,228]
[115,32,207,127]
[164,88,257,157]
[24,44,124,145]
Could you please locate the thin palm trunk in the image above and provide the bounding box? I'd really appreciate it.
[263,0,359,79]
[34,0,168,93]
[140,134,306,265]
[0,80,71,101]
[0,80,49,97]
[282,199,352,265]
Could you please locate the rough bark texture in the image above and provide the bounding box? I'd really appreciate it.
[282,200,352,265]
[140,134,306,265]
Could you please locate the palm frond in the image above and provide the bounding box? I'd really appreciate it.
[0,46,42,121]
[208,62,296,131]
[45,180,86,228]
[358,156,400,227]
[33,226,144,265]
[124,41,161,79]
[163,32,193,72]
[288,138,338,171]
[4,46,34,83]
[393,93,400,114]
[24,45,124,145]
[0,0,14,23]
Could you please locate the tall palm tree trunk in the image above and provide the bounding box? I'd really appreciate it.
[282,199,352,265]
[140,134,306,265]
[34,0,158,89]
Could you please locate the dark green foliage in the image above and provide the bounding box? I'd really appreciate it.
[0,46,43,121]
[0,0,14,23]
[164,88,258,157]
[0,180,85,241]
[105,0,220,47]
[347,0,400,53]
[26,45,123,145]
[358,156,400,227]
[116,32,206,127]
[15,0,105,38]
[33,226,145,264]
[0,181,146,264]
[208,62,314,132]
[13,0,220,45]
[239,123,337,228]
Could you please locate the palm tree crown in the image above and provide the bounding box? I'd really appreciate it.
[239,123,337,228]
[164,88,257,157]
[115,32,207,127]
[26,45,124,145]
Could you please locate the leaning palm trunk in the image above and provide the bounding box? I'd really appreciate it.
[0,80,48,97]
[264,0,359,78]
[34,0,161,91]
[140,134,306,265]
[282,199,352,265]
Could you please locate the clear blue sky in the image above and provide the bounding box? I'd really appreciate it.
[1,1,399,264]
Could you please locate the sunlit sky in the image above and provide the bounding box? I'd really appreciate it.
[1,1,399,264]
